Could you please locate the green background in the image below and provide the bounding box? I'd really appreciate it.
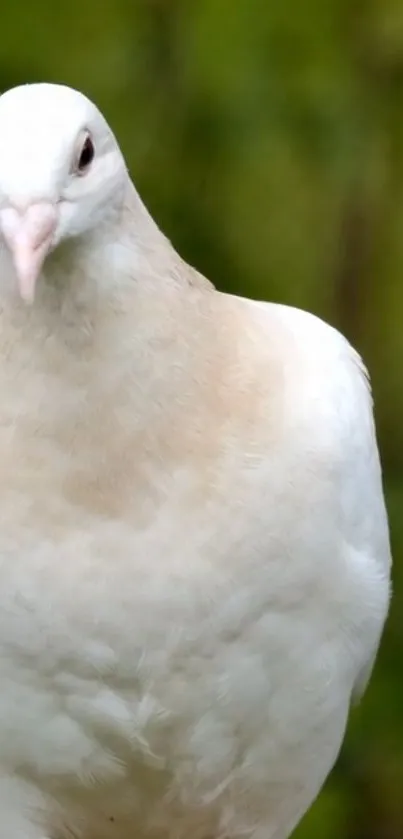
[2,1,402,835]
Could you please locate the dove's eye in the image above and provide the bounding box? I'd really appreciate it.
[77,135,94,174]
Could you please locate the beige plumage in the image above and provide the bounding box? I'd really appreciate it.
[0,83,391,839]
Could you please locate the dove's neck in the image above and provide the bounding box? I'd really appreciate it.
[0,180,225,439]
[55,179,217,362]
[53,179,213,305]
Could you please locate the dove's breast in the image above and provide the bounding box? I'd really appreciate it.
[0,438,387,839]
[0,300,390,839]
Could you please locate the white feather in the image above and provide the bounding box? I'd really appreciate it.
[0,83,391,839]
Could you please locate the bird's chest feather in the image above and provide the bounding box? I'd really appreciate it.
[0,500,356,839]
[0,436,373,746]
[0,361,387,839]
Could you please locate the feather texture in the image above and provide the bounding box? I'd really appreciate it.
[0,83,391,839]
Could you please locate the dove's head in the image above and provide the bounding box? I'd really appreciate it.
[0,82,127,302]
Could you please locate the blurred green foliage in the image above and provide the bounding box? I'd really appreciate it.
[1,0,402,835]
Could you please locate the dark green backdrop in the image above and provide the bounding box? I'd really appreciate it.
[2,1,402,835]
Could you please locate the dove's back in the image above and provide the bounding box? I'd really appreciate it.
[0,279,390,839]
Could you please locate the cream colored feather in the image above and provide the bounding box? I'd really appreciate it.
[0,83,391,839]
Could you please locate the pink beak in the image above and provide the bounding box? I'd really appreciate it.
[0,203,57,303]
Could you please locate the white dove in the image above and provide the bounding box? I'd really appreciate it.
[0,82,391,839]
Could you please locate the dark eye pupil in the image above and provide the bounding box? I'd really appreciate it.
[78,136,94,171]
